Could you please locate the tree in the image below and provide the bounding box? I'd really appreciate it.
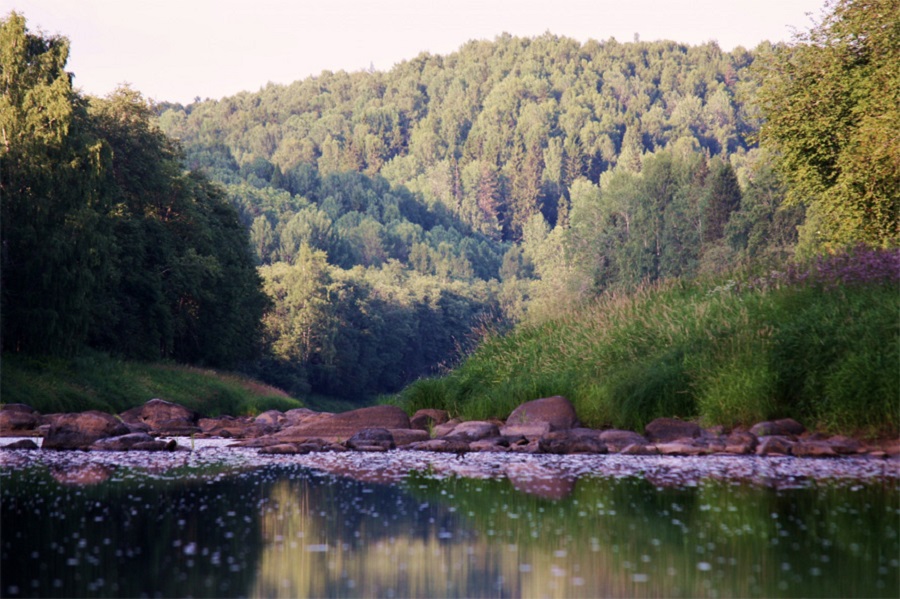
[1,12,111,354]
[756,0,900,251]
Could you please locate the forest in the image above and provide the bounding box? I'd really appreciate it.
[2,0,897,407]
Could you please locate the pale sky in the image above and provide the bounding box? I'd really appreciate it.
[10,0,826,105]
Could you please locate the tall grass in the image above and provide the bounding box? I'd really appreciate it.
[395,248,900,437]
[1,351,303,416]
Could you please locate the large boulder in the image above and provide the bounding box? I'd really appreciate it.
[0,404,41,436]
[447,421,500,441]
[644,418,702,443]
[119,399,200,435]
[410,409,450,432]
[273,405,410,443]
[346,428,395,452]
[539,430,607,454]
[42,411,130,450]
[91,433,177,452]
[506,396,580,432]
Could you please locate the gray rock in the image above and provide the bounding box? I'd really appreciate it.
[447,421,500,441]
[43,411,130,450]
[410,409,450,431]
[506,396,580,431]
[792,441,839,458]
[346,428,395,451]
[0,404,40,435]
[388,428,430,447]
[539,430,607,454]
[749,418,806,438]
[755,435,796,455]
[599,429,649,452]
[645,418,702,442]
[2,439,39,450]
[119,399,199,435]
[655,440,709,456]
[91,432,175,451]
[274,405,410,443]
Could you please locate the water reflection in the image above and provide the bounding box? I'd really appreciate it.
[1,461,897,598]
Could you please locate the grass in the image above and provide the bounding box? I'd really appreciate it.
[0,350,304,417]
[394,248,900,438]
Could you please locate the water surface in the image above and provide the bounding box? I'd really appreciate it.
[1,447,897,598]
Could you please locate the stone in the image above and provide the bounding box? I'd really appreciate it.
[755,435,796,456]
[388,428,430,447]
[620,443,659,455]
[254,410,286,427]
[346,428,395,451]
[446,421,500,441]
[408,438,470,454]
[598,429,649,452]
[792,441,839,458]
[91,433,176,451]
[826,435,863,454]
[284,408,321,426]
[119,399,200,435]
[539,430,607,454]
[273,405,411,443]
[258,443,305,455]
[749,418,806,438]
[644,418,702,443]
[0,404,40,436]
[2,439,39,450]
[499,422,551,439]
[469,438,510,452]
[432,419,461,438]
[724,431,758,454]
[410,409,450,432]
[655,440,709,456]
[42,411,130,450]
[506,396,580,431]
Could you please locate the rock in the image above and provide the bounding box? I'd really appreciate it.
[346,428,395,451]
[408,438,470,454]
[826,435,863,454]
[792,441,839,458]
[0,404,40,436]
[655,440,709,456]
[755,435,796,456]
[284,408,321,426]
[506,396,580,432]
[388,429,430,447]
[724,431,758,454]
[254,410,286,428]
[119,399,200,435]
[620,443,659,455]
[499,422,551,439]
[446,421,500,441]
[598,429,649,452]
[749,418,805,438]
[644,418,702,443]
[469,438,510,452]
[432,419,461,438]
[2,439,39,450]
[91,433,177,452]
[42,411,130,450]
[410,409,450,432]
[198,415,261,438]
[274,405,411,443]
[539,432,607,455]
[259,443,305,455]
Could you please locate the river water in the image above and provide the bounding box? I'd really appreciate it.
[1,442,898,598]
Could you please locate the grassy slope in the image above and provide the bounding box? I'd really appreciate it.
[396,273,899,437]
[0,351,303,417]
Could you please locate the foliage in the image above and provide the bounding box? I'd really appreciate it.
[755,0,900,251]
[395,247,899,436]
[1,13,267,368]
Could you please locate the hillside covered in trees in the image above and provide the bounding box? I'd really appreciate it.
[4,0,896,406]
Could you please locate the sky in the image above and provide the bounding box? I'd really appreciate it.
[10,0,827,105]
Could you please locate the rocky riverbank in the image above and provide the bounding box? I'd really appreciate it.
[2,396,897,460]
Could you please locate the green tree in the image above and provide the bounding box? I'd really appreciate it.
[1,12,111,354]
[756,0,900,251]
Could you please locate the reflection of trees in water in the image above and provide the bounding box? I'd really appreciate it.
[254,473,899,598]
[1,465,265,598]
[2,464,896,598]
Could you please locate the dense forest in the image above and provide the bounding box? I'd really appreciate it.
[2,0,896,404]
